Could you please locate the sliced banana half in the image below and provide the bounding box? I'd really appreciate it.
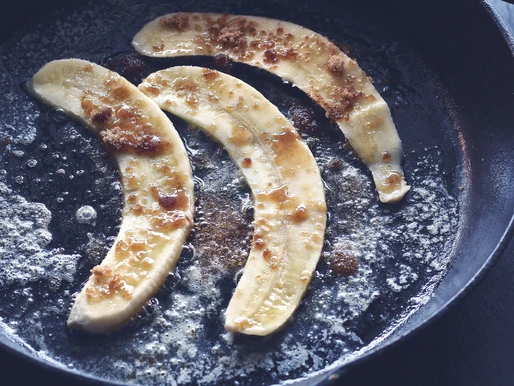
[28,59,195,334]
[133,12,410,203]
[139,66,327,335]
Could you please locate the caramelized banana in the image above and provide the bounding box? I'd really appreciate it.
[133,13,410,203]
[140,66,327,335]
[29,59,194,333]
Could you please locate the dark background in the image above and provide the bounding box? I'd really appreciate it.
[1,1,514,385]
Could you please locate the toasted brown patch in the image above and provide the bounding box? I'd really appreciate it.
[202,68,220,82]
[150,212,188,231]
[158,190,190,211]
[100,125,166,154]
[91,106,113,124]
[160,13,190,31]
[86,265,131,300]
[228,125,252,146]
[253,235,265,250]
[262,186,289,204]
[326,54,345,75]
[241,157,252,168]
[263,47,297,64]
[292,204,309,223]
[324,86,365,121]
[143,84,161,97]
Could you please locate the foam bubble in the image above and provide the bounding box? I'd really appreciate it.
[75,205,97,225]
[0,180,80,289]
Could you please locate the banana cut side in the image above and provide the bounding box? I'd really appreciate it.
[132,12,410,203]
[139,66,327,335]
[28,59,195,334]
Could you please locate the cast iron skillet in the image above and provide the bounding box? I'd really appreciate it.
[0,0,513,385]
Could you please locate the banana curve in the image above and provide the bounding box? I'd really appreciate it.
[132,12,410,203]
[139,66,327,335]
[28,59,195,334]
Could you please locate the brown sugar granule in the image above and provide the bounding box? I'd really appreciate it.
[105,78,131,101]
[158,194,178,209]
[171,77,199,93]
[385,172,402,186]
[263,48,278,63]
[228,125,252,146]
[292,204,309,223]
[262,248,271,260]
[281,47,298,60]
[92,265,113,281]
[81,95,99,117]
[241,157,252,168]
[209,16,258,53]
[152,43,165,52]
[185,93,199,108]
[330,251,359,276]
[328,158,344,169]
[202,68,219,82]
[253,236,265,250]
[263,47,297,64]
[158,191,189,211]
[382,151,392,162]
[339,87,363,109]
[326,55,345,75]
[114,236,148,259]
[91,106,113,124]
[127,193,138,204]
[217,18,248,49]
[143,84,160,97]
[325,86,364,121]
[100,126,164,154]
[213,53,233,71]
[160,13,190,31]
[87,265,130,299]
[266,186,289,204]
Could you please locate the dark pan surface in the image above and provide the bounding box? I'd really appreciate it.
[0,0,511,385]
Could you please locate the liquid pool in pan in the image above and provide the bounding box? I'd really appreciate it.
[0,1,462,384]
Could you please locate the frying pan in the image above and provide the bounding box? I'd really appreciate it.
[0,0,513,384]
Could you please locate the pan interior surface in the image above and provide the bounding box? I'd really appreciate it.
[1,0,506,384]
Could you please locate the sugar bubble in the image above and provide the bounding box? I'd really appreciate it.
[76,205,97,225]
